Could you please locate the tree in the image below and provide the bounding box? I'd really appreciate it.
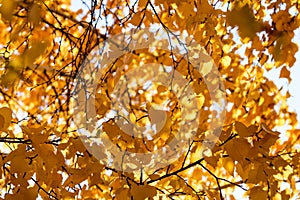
[0,0,299,199]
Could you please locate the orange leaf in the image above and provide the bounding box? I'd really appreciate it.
[130,12,142,26]
[279,66,291,82]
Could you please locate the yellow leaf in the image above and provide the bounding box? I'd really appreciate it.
[205,155,220,168]
[10,154,31,173]
[201,61,213,76]
[130,12,142,26]
[9,56,23,70]
[30,132,48,145]
[28,3,41,26]
[115,188,130,200]
[272,33,288,64]
[279,66,291,82]
[0,67,20,86]
[131,183,157,200]
[95,93,111,117]
[177,2,195,18]
[259,54,268,65]
[190,145,205,163]
[222,157,234,176]
[249,186,267,199]
[236,163,249,181]
[148,106,167,132]
[23,39,50,67]
[0,0,17,22]
[19,186,38,200]
[227,5,264,39]
[0,107,12,131]
[149,174,160,180]
[281,191,290,200]
[221,56,232,67]
[63,168,89,187]
[222,44,231,54]
[247,163,267,183]
[235,121,257,137]
[224,138,251,162]
[138,0,148,8]
[145,10,153,23]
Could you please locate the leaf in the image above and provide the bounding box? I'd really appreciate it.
[222,157,235,176]
[63,168,89,187]
[5,145,31,174]
[148,106,167,132]
[279,66,291,82]
[221,56,231,67]
[130,12,142,26]
[145,10,153,23]
[224,138,251,162]
[249,186,267,199]
[257,131,279,150]
[0,107,12,131]
[247,163,267,183]
[0,0,299,199]
[227,5,264,39]
[281,191,290,200]
[178,2,195,18]
[115,188,130,200]
[19,186,38,200]
[131,183,157,200]
[23,40,50,67]
[0,0,17,22]
[95,93,111,117]
[236,163,249,181]
[235,121,257,137]
[149,174,160,180]
[0,67,20,86]
[205,155,220,168]
[28,3,41,26]
[138,0,148,8]
[272,33,289,64]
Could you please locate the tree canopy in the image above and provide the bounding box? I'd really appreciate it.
[0,0,299,199]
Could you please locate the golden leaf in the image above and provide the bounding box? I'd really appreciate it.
[148,106,167,132]
[227,5,264,39]
[0,0,17,22]
[23,40,50,67]
[279,66,291,82]
[221,56,232,67]
[0,0,298,199]
[0,67,20,86]
[28,3,42,26]
[130,12,142,26]
[222,157,235,176]
[131,183,157,200]
[138,0,148,8]
[249,186,267,199]
[0,107,12,131]
[235,121,257,137]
